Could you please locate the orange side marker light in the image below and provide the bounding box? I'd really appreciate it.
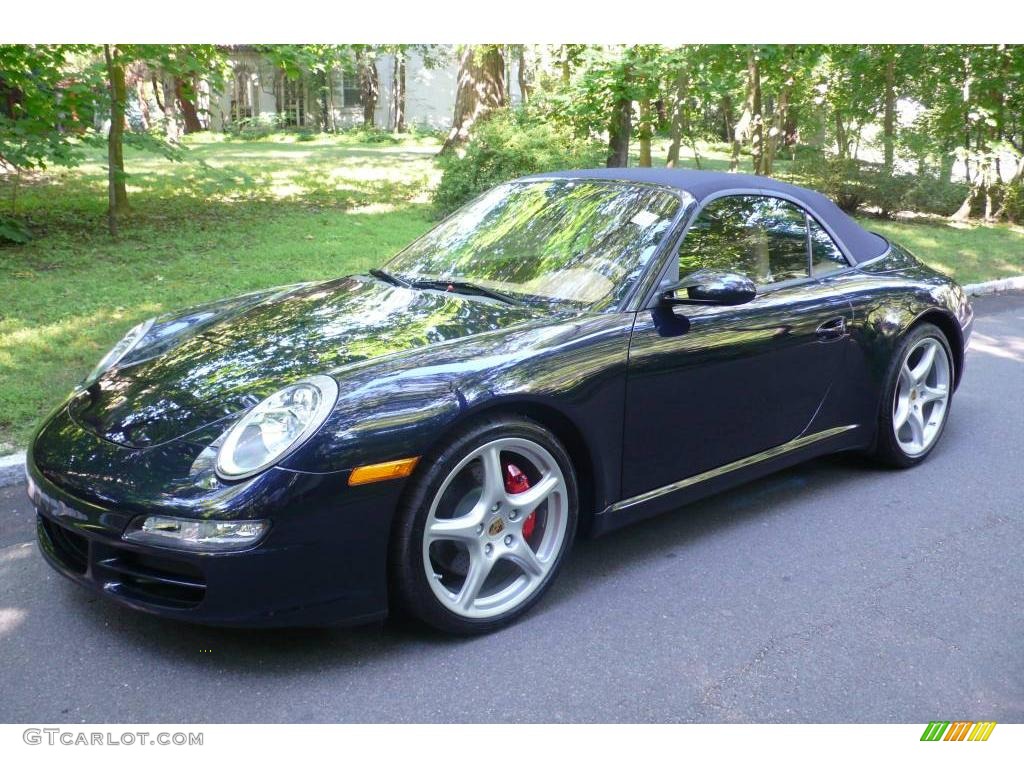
[348,457,420,486]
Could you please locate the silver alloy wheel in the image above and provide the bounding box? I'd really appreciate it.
[893,336,951,457]
[421,437,569,619]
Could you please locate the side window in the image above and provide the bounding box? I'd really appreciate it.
[678,195,810,286]
[809,219,848,275]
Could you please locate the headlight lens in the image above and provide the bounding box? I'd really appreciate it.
[123,515,270,552]
[215,375,338,481]
[82,317,155,387]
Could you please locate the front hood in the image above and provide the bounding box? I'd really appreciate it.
[69,276,545,448]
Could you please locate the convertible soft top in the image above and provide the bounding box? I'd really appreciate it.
[526,168,889,264]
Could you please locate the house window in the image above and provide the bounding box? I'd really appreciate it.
[230,66,259,123]
[276,73,306,127]
[342,72,362,108]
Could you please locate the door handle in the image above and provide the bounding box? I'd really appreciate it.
[816,317,847,339]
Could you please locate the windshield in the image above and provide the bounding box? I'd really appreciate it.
[385,180,685,307]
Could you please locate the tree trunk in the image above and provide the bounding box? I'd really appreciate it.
[638,98,653,167]
[135,77,150,131]
[764,46,794,176]
[103,45,128,235]
[441,45,506,154]
[517,46,530,103]
[882,52,896,174]
[359,52,379,128]
[746,47,764,175]
[835,112,848,160]
[326,69,337,132]
[665,68,689,168]
[962,56,972,184]
[175,77,203,134]
[560,45,571,87]
[391,53,406,132]
[160,76,179,141]
[723,94,741,172]
[606,98,631,167]
[606,92,632,168]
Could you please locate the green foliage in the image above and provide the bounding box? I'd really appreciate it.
[0,216,32,245]
[787,155,968,217]
[1000,183,1024,222]
[432,109,603,216]
[902,176,971,217]
[224,114,286,140]
[0,44,101,173]
[344,126,401,144]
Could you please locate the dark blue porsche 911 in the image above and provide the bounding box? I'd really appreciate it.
[27,169,973,634]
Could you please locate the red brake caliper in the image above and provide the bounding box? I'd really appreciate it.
[504,463,537,539]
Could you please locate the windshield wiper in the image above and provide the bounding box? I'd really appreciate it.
[410,279,523,306]
[369,268,412,288]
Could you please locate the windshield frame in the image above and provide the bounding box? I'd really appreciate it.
[383,178,696,313]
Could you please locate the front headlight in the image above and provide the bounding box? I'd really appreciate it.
[123,515,270,552]
[82,317,155,388]
[215,375,339,481]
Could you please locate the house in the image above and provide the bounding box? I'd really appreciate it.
[205,46,523,133]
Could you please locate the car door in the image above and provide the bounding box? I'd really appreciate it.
[620,194,853,500]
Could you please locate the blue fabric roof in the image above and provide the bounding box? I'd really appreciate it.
[525,168,889,263]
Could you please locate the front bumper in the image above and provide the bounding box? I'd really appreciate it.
[28,455,403,628]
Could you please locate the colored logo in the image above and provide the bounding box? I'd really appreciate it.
[920,721,996,741]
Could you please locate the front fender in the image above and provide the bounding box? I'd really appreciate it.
[281,312,635,510]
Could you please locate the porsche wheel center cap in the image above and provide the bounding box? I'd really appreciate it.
[487,518,505,537]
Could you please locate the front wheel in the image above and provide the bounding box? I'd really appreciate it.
[390,416,578,635]
[872,323,954,468]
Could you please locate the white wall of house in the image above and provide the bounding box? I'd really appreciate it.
[375,49,458,130]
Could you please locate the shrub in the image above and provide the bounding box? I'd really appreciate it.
[901,176,970,217]
[787,155,970,218]
[344,126,401,145]
[1000,183,1024,223]
[787,156,870,213]
[432,108,604,216]
[224,115,282,140]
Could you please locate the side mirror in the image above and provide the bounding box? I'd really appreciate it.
[660,269,756,307]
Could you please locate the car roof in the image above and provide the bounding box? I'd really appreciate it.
[523,168,889,264]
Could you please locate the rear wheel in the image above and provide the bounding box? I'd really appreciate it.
[391,416,578,635]
[872,323,954,467]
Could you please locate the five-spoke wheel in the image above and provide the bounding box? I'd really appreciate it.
[893,336,951,457]
[874,323,955,467]
[391,417,578,634]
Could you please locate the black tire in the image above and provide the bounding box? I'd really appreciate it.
[390,415,579,635]
[871,322,954,468]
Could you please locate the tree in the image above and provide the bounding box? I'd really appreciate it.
[391,50,406,132]
[442,45,506,153]
[103,45,128,232]
[357,48,379,127]
[630,46,663,168]
[97,45,226,234]
[741,46,765,174]
[665,47,695,168]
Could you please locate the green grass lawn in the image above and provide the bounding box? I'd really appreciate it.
[1,133,1022,451]
[855,217,1024,284]
[0,133,440,450]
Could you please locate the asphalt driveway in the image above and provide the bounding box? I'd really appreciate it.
[1,293,1022,723]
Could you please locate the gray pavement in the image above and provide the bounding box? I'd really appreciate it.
[1,294,1022,723]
